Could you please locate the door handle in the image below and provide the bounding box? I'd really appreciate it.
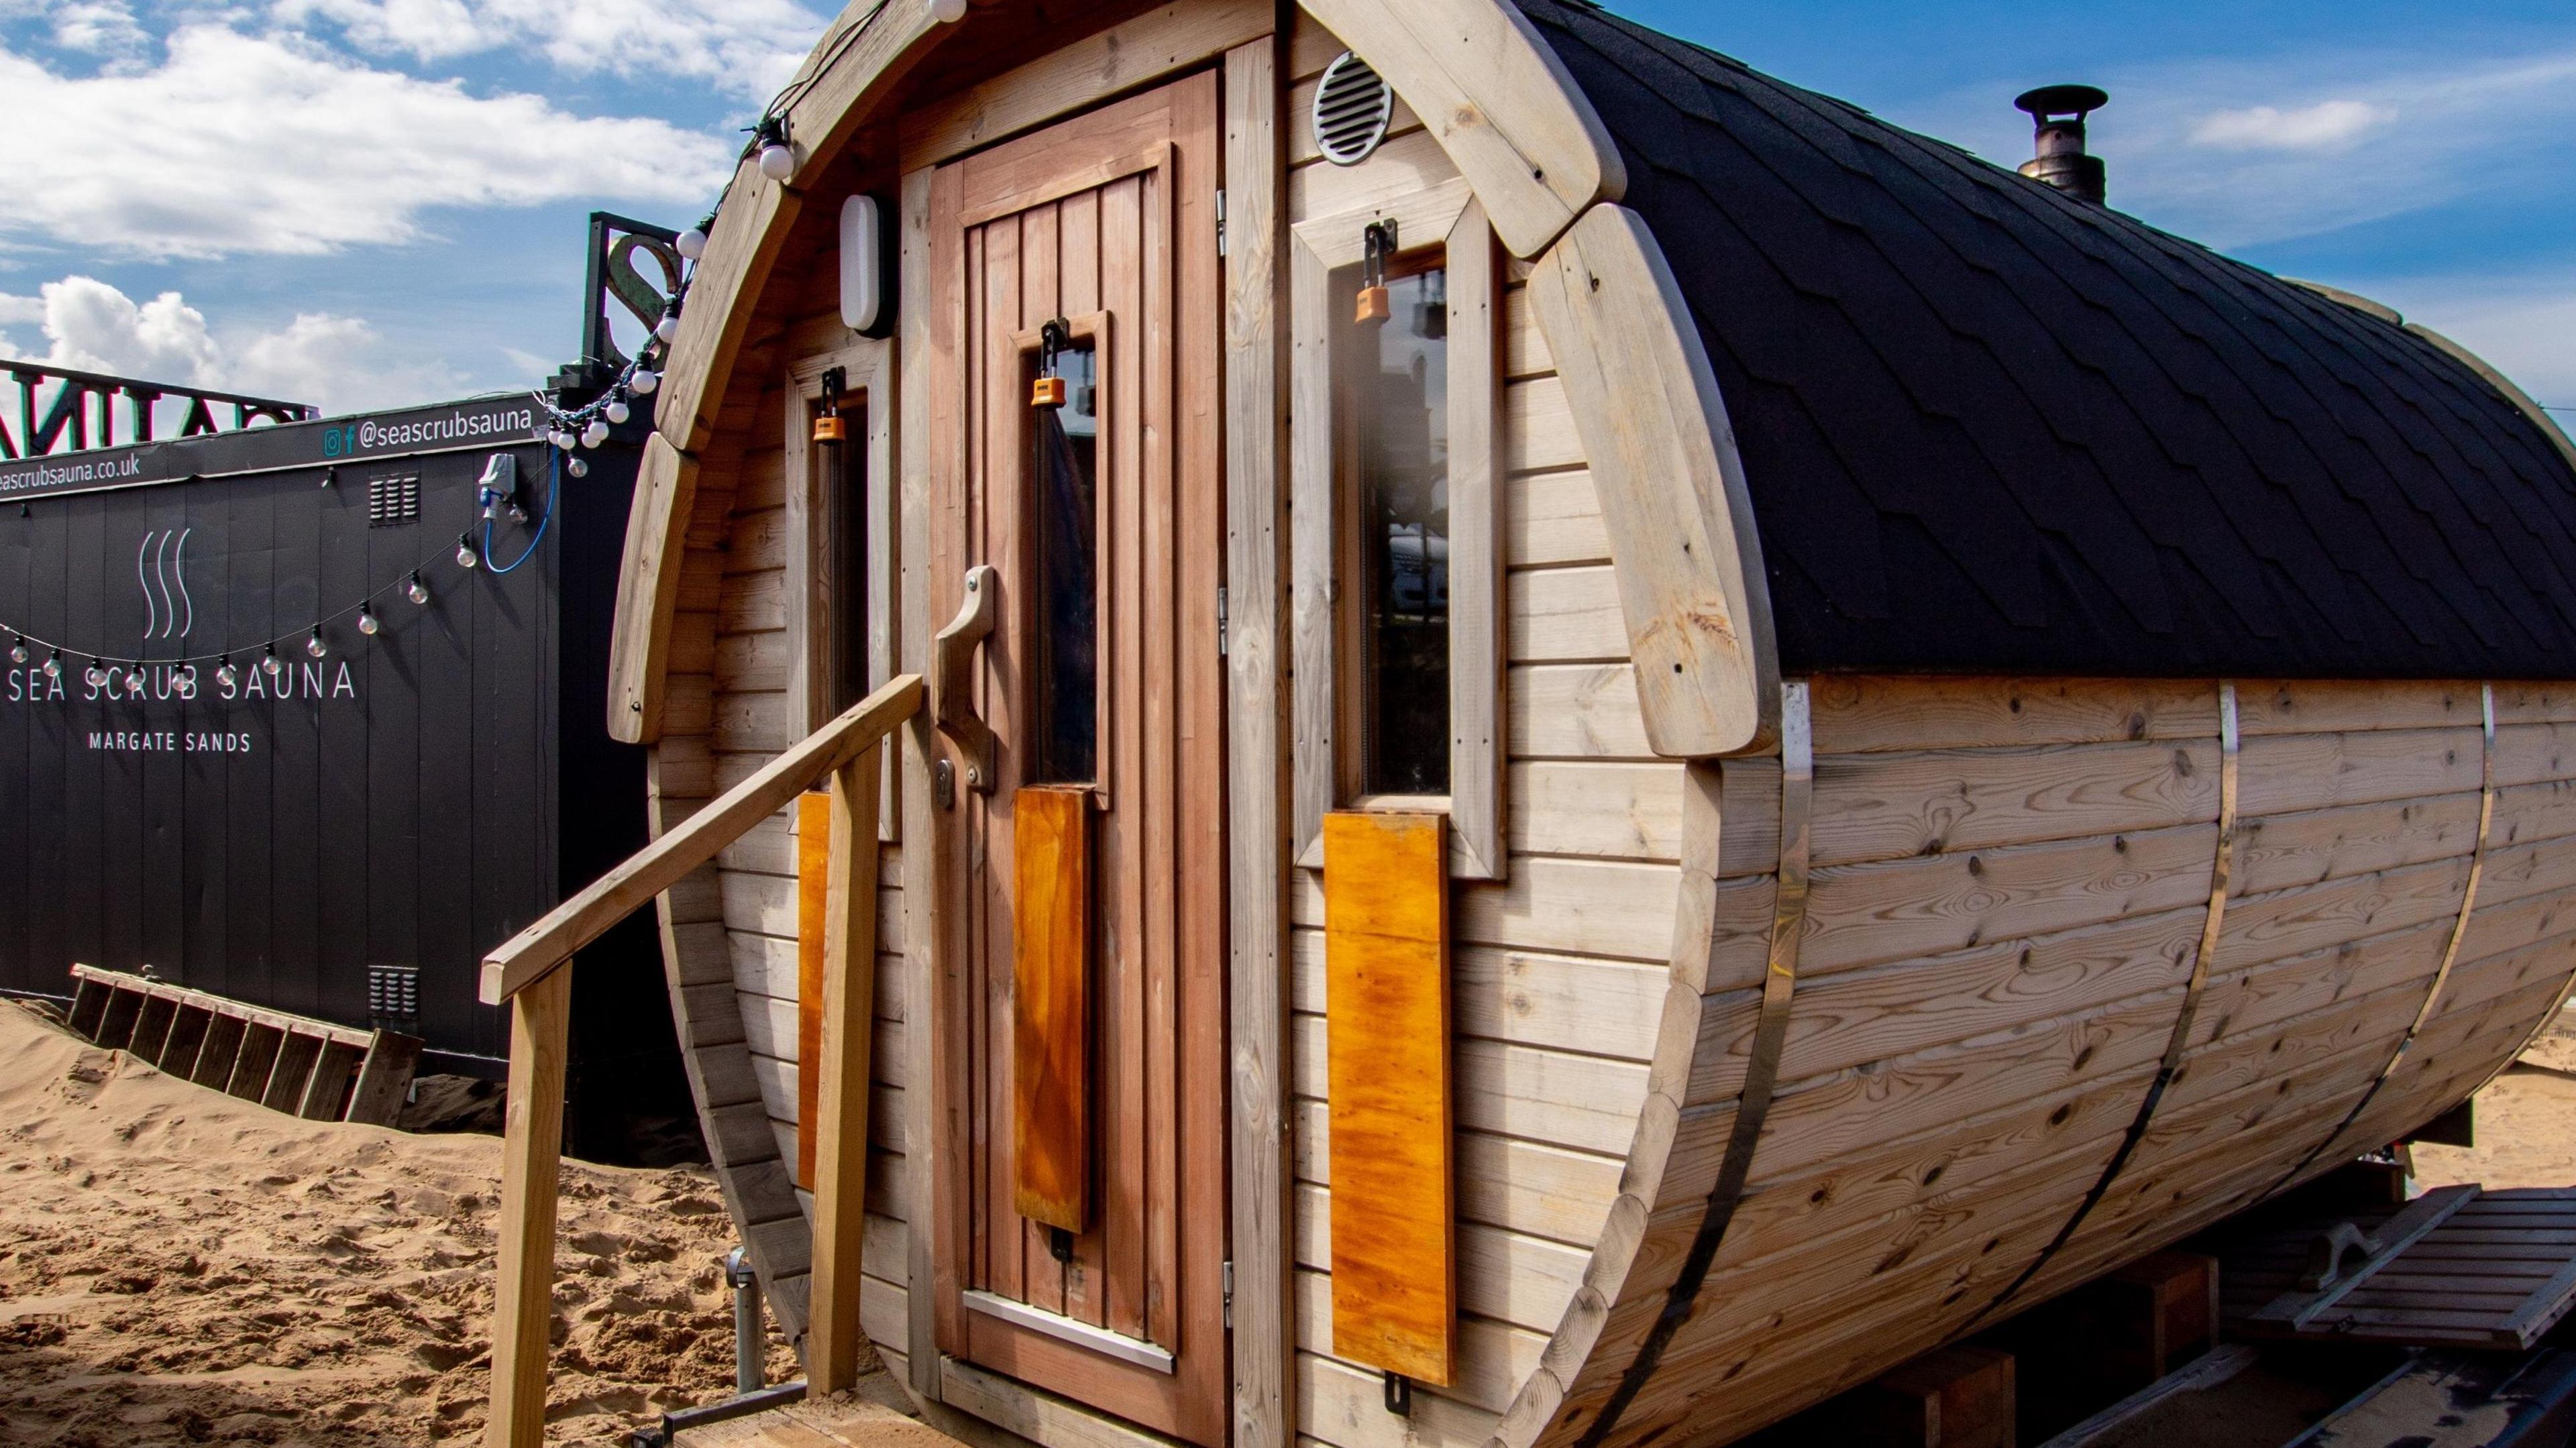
[934,565,999,794]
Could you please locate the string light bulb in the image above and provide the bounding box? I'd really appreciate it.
[307,628,327,659]
[217,657,237,689]
[604,400,629,425]
[83,661,105,688]
[406,572,430,606]
[654,300,682,345]
[457,533,480,569]
[358,605,380,636]
[42,651,60,679]
[754,116,796,182]
[262,645,282,677]
[568,457,590,478]
[581,419,609,449]
[629,368,659,396]
[676,217,712,261]
[7,637,23,665]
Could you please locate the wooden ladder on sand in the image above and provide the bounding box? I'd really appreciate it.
[64,962,423,1127]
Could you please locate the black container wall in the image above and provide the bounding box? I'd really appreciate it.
[0,412,687,1159]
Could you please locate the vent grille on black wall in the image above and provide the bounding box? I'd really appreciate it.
[368,474,421,526]
[1312,52,1395,166]
[368,964,420,1021]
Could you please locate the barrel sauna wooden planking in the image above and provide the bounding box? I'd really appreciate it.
[529,1,2576,1447]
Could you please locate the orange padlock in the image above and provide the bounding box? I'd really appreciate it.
[1354,284,1391,325]
[1031,374,1067,408]
[814,365,848,445]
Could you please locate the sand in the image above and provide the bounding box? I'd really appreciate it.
[2412,1007,2576,1191]
[0,1001,796,1445]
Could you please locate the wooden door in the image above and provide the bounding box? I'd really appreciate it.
[926,72,1228,1445]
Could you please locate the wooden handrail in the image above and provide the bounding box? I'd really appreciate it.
[483,671,921,1447]
[478,672,924,1004]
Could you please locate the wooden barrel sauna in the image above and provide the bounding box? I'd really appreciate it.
[591,2,2576,1447]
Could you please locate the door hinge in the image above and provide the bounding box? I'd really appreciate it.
[1216,188,1228,258]
[1216,586,1229,655]
[1222,1259,1234,1329]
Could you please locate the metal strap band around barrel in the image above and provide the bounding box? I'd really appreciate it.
[2469,693,2576,1103]
[1970,679,2241,1323]
[2264,681,2498,1201]
[1572,681,1812,1448]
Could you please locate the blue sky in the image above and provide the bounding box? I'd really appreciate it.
[1,0,2571,420]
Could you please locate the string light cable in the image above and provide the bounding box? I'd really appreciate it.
[484,448,561,575]
[0,485,508,684]
[558,0,965,457]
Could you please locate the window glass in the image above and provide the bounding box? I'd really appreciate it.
[828,400,869,716]
[1031,344,1099,785]
[1354,264,1450,795]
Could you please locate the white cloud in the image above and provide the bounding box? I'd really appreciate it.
[498,343,557,380]
[50,1,150,58]
[2190,99,2387,152]
[274,0,828,103]
[2,274,466,416]
[0,23,735,258]
[1904,46,2576,248]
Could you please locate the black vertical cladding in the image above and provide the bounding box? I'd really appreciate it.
[413,461,479,1058]
[365,465,423,1043]
[138,492,190,981]
[181,496,231,1005]
[554,451,672,1158]
[470,453,551,1066]
[63,496,109,981]
[268,467,323,1017]
[315,468,370,1025]
[0,412,669,1135]
[0,507,34,981]
[224,477,277,1007]
[23,504,67,990]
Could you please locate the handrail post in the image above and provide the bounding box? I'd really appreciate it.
[472,673,921,1439]
[486,967,572,1447]
[808,741,884,1392]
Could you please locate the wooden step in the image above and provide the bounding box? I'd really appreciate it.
[65,962,423,1127]
[2225,1184,2576,1350]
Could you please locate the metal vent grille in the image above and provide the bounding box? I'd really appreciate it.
[1312,52,1394,166]
[368,964,419,1021]
[368,474,420,526]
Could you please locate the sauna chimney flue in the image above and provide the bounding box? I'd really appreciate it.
[2015,85,2109,204]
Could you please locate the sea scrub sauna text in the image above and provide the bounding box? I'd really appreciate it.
[4,660,359,704]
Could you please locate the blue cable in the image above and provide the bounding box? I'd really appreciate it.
[484,447,560,574]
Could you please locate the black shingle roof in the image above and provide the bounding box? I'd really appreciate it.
[1517,0,2576,677]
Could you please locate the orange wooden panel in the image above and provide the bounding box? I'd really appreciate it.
[1323,810,1457,1386]
[1014,784,1093,1233]
[798,789,832,1189]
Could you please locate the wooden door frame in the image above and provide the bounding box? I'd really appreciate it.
[784,339,900,839]
[920,70,1233,1447]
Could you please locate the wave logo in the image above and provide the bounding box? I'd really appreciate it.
[136,528,195,640]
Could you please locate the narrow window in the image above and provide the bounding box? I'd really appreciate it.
[1292,194,1500,879]
[1030,342,1100,785]
[1348,256,1450,796]
[826,399,870,716]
